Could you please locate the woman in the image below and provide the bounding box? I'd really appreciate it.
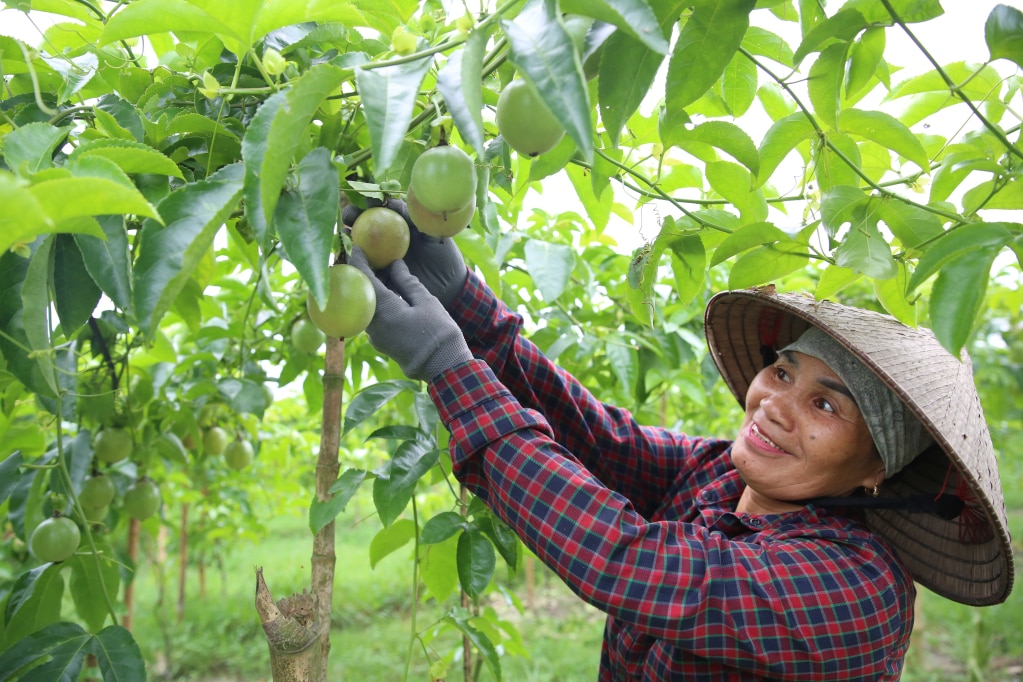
[343,202,1014,680]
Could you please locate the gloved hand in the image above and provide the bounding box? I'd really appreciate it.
[349,247,472,383]
[341,197,468,308]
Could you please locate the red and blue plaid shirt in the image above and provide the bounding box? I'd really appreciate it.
[428,272,915,680]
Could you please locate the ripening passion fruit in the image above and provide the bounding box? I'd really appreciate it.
[306,264,377,339]
[496,79,565,157]
[350,206,411,269]
[409,145,477,215]
[407,185,476,239]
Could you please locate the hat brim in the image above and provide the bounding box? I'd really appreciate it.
[704,288,1014,606]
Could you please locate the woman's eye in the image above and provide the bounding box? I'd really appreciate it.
[817,398,835,413]
[774,366,790,382]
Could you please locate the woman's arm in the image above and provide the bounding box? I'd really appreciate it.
[447,273,696,514]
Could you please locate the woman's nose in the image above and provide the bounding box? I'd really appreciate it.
[759,391,793,429]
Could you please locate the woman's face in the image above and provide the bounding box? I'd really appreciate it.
[732,350,885,514]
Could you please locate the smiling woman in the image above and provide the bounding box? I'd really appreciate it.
[346,205,1014,679]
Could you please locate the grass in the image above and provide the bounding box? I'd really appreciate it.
[126,500,1023,681]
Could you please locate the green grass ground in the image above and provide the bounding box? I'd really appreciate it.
[127,504,1022,681]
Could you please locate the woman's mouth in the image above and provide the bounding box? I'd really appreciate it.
[748,422,789,455]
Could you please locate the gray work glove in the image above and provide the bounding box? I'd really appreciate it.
[341,197,468,308]
[349,247,472,383]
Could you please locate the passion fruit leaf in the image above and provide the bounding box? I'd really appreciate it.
[500,0,593,163]
[680,121,760,177]
[241,63,348,244]
[217,377,272,417]
[342,379,419,437]
[53,235,102,338]
[133,162,244,337]
[74,216,132,312]
[456,528,495,598]
[67,545,120,632]
[808,42,848,130]
[22,236,59,396]
[986,3,1023,69]
[0,451,24,507]
[560,0,669,54]
[907,222,1015,293]
[792,8,868,66]
[833,206,897,280]
[372,439,439,528]
[354,54,434,177]
[0,172,51,255]
[930,247,1001,355]
[755,112,816,188]
[69,138,184,179]
[443,610,500,682]
[839,108,929,171]
[435,27,489,158]
[523,239,575,303]
[368,518,416,567]
[274,147,338,310]
[2,122,70,174]
[311,468,369,534]
[666,0,756,112]
[728,241,809,289]
[89,625,147,681]
[0,621,91,681]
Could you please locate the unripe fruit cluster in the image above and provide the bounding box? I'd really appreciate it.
[406,145,477,238]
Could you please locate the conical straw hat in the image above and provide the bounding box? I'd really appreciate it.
[704,288,1014,606]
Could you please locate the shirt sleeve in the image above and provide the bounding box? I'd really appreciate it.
[429,360,913,680]
[446,272,703,517]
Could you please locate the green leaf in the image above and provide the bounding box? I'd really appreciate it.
[816,264,862,299]
[501,0,593,162]
[711,221,789,266]
[840,0,943,24]
[420,535,460,603]
[846,26,886,98]
[560,0,670,54]
[907,222,1015,292]
[807,42,848,129]
[2,565,66,651]
[90,625,146,681]
[74,216,133,312]
[355,56,433,177]
[67,545,120,633]
[742,26,794,67]
[877,200,943,249]
[373,439,439,527]
[874,261,917,326]
[668,235,706,305]
[444,609,502,680]
[820,185,869,236]
[833,206,897,279]
[273,147,338,310]
[52,234,102,338]
[986,4,1023,68]
[0,172,52,255]
[756,113,816,188]
[815,131,862,191]
[728,241,808,288]
[929,247,1001,356]
[706,161,767,222]
[792,8,868,65]
[598,25,668,147]
[343,380,419,437]
[311,469,369,534]
[984,178,1023,209]
[457,529,496,598]
[436,29,489,158]
[682,121,760,177]
[475,515,519,569]
[605,335,638,397]
[100,0,241,53]
[838,108,930,170]
[0,451,24,507]
[421,511,467,545]
[369,518,416,567]
[0,620,90,680]
[1,122,70,174]
[217,376,271,417]
[70,139,184,179]
[524,239,575,303]
[665,0,756,111]
[22,236,58,396]
[132,162,244,337]
[719,51,758,117]
[29,174,159,226]
[243,63,349,243]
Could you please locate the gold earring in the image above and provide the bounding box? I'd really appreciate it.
[871,483,880,498]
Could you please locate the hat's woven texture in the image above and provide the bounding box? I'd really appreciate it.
[704,289,1014,606]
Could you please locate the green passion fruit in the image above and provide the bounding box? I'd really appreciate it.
[203,426,229,456]
[409,145,477,215]
[94,427,133,464]
[291,317,325,354]
[496,79,565,157]
[350,206,411,269]
[30,515,81,563]
[79,474,116,509]
[306,264,376,339]
[407,185,476,239]
[123,479,161,520]
[225,439,254,470]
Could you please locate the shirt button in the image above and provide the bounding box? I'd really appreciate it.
[701,490,713,501]
[749,517,762,527]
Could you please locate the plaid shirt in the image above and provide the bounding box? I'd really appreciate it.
[429,273,915,681]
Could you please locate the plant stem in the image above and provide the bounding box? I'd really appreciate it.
[879,0,1023,162]
[402,496,421,681]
